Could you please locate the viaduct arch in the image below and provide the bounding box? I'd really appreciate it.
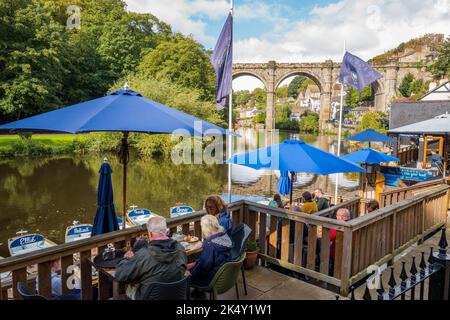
[232,60,428,131]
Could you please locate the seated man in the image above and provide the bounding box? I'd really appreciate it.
[314,188,330,211]
[186,215,233,288]
[115,216,187,300]
[329,208,351,260]
[35,259,81,300]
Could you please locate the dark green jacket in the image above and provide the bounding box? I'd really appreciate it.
[115,239,187,300]
[316,197,330,211]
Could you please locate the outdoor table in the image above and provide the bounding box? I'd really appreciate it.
[89,240,203,300]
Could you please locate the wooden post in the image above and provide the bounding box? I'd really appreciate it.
[339,228,353,296]
[37,261,52,298]
[280,219,290,262]
[80,251,93,300]
[268,215,278,257]
[306,225,317,270]
[259,213,267,255]
[12,268,27,300]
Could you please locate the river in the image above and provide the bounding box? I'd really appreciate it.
[0,129,360,256]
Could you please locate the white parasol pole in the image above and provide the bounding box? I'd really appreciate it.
[227,0,234,204]
[334,41,346,205]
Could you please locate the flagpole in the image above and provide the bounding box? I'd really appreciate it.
[334,41,346,205]
[227,0,233,204]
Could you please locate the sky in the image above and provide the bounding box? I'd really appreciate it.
[125,0,450,90]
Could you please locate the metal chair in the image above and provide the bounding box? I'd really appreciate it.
[230,223,252,295]
[190,253,246,300]
[142,277,189,300]
[16,282,48,300]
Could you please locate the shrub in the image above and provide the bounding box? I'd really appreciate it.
[246,240,258,252]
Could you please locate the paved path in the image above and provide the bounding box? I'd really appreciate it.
[218,266,340,300]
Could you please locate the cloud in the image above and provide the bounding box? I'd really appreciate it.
[125,0,229,43]
[234,0,450,63]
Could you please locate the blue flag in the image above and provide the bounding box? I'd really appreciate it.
[211,13,233,110]
[339,51,382,93]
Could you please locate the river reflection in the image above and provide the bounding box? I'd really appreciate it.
[0,130,360,256]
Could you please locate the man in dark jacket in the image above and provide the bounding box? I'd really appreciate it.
[115,216,187,300]
[314,188,330,211]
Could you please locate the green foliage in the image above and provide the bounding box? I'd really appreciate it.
[6,133,75,156]
[288,76,307,98]
[136,35,215,100]
[76,132,123,153]
[0,0,174,121]
[399,73,414,97]
[134,134,176,157]
[299,111,319,134]
[429,36,450,80]
[274,103,297,130]
[398,73,428,99]
[113,74,225,127]
[276,85,289,99]
[346,86,373,108]
[254,112,266,124]
[252,88,266,105]
[246,240,258,252]
[355,112,388,134]
[298,79,316,93]
[235,90,252,107]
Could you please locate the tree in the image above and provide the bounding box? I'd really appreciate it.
[252,88,266,105]
[299,111,319,133]
[0,0,70,119]
[0,0,174,121]
[355,111,388,134]
[346,88,360,108]
[429,36,450,80]
[399,73,414,97]
[136,35,215,100]
[288,76,306,98]
[235,90,252,107]
[276,85,289,99]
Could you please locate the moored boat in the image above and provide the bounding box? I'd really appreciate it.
[65,221,93,243]
[126,205,161,226]
[7,230,57,257]
[170,205,194,218]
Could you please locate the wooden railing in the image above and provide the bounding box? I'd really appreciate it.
[0,208,221,300]
[314,196,364,219]
[1,185,448,299]
[379,178,445,208]
[347,185,448,288]
[242,184,448,296]
[395,145,418,166]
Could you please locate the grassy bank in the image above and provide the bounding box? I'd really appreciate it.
[0,133,176,158]
[0,134,80,150]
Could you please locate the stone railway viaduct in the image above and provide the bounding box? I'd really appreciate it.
[232,60,430,131]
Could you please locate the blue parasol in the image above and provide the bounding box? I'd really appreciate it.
[91,160,119,236]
